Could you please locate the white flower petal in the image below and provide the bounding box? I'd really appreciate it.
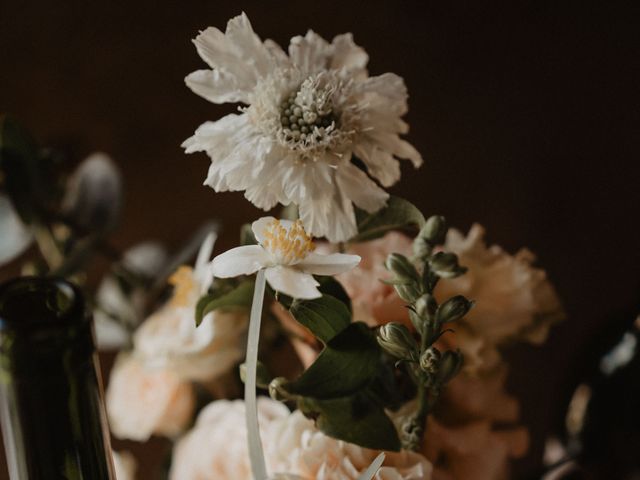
[265,267,321,299]
[297,252,360,276]
[210,245,271,278]
[353,141,401,187]
[251,216,297,245]
[330,33,368,75]
[288,30,331,75]
[185,69,249,104]
[191,14,273,99]
[336,163,389,213]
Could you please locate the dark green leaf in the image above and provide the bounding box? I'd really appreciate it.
[351,196,425,243]
[284,323,379,398]
[288,294,351,344]
[195,280,254,326]
[316,276,351,311]
[239,223,257,245]
[298,393,401,451]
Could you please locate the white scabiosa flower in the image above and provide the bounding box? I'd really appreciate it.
[183,13,423,242]
[210,216,360,299]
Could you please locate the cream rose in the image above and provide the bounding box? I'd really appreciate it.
[170,398,433,480]
[106,354,196,441]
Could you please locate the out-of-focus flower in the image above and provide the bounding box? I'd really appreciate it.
[62,152,123,233]
[183,13,422,242]
[423,418,528,480]
[94,241,168,350]
[0,195,32,266]
[435,224,564,371]
[112,450,137,480]
[130,233,247,382]
[106,354,195,441]
[170,398,432,480]
[334,231,413,327]
[211,216,359,299]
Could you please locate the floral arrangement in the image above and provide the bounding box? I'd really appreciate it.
[0,13,564,480]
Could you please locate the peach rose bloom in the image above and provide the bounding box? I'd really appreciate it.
[112,450,137,480]
[334,232,413,328]
[133,265,248,382]
[436,224,564,371]
[106,354,196,441]
[170,398,433,480]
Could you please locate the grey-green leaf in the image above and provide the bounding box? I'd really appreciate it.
[284,323,379,399]
[289,294,351,344]
[195,280,254,326]
[351,196,426,243]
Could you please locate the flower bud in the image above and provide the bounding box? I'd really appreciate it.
[419,215,447,245]
[385,253,419,283]
[268,377,291,401]
[419,347,441,375]
[412,236,432,259]
[239,361,272,389]
[429,252,467,279]
[435,350,463,386]
[436,295,473,324]
[377,323,419,361]
[415,294,437,320]
[393,283,421,303]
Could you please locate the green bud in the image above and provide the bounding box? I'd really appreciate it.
[394,283,422,303]
[419,347,441,375]
[239,361,273,389]
[412,236,432,259]
[429,252,467,279]
[268,377,292,401]
[419,215,447,245]
[377,322,419,361]
[415,293,437,319]
[385,253,420,283]
[436,295,473,324]
[435,350,463,386]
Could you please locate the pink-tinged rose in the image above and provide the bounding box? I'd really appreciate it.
[334,232,413,327]
[436,224,564,371]
[170,398,433,480]
[106,354,196,441]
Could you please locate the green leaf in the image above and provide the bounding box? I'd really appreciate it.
[288,294,351,344]
[316,276,351,312]
[284,323,379,398]
[195,280,254,326]
[0,115,56,224]
[298,393,401,451]
[350,196,426,243]
[239,223,257,245]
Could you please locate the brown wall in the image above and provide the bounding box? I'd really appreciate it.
[1,1,639,477]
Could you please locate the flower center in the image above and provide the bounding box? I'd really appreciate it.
[278,76,339,149]
[261,219,315,265]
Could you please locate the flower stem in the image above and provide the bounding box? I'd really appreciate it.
[357,453,385,480]
[245,268,268,480]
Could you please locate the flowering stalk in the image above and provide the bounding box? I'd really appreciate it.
[357,453,385,480]
[245,268,268,479]
[377,216,471,450]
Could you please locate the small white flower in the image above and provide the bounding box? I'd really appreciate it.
[183,13,422,242]
[210,216,360,299]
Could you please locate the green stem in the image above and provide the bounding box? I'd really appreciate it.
[245,269,268,480]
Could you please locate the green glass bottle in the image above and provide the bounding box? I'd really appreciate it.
[0,277,115,479]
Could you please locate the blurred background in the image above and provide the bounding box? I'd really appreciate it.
[1,0,639,478]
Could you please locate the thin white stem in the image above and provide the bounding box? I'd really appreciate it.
[245,268,268,480]
[357,453,385,480]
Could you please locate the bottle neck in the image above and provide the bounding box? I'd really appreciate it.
[0,277,115,480]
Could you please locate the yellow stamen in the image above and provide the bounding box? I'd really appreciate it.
[262,219,314,264]
[168,265,196,307]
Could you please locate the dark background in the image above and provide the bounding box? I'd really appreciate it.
[1,1,639,478]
